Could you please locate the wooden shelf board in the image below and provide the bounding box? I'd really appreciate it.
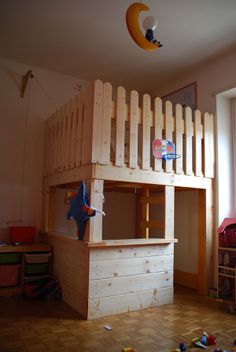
[219,247,236,252]
[0,286,22,296]
[0,243,51,253]
[87,238,178,248]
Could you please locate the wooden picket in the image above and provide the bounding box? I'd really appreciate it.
[115,87,126,167]
[175,104,183,174]
[101,82,112,165]
[194,110,202,176]
[91,80,103,163]
[204,112,215,178]
[142,94,151,170]
[43,79,215,181]
[165,101,174,173]
[185,107,193,175]
[75,94,83,167]
[153,97,163,172]
[129,90,139,169]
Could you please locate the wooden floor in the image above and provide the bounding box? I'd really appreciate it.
[0,286,235,352]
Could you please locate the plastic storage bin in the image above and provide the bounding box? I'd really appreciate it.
[0,265,21,286]
[24,253,51,264]
[0,253,21,264]
[9,226,36,244]
[24,263,49,275]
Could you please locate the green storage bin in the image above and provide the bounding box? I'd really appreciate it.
[25,263,49,275]
[0,253,21,264]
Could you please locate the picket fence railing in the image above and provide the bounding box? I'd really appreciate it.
[44,80,214,178]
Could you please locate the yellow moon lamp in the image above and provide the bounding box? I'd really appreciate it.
[126,2,158,51]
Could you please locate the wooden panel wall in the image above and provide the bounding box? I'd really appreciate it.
[87,244,174,319]
[43,233,89,319]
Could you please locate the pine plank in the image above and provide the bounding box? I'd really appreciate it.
[164,185,174,239]
[101,82,112,164]
[115,86,126,166]
[142,94,151,170]
[75,94,83,167]
[164,101,174,173]
[91,79,103,163]
[204,112,215,178]
[153,97,163,172]
[175,104,183,174]
[129,90,139,168]
[194,109,202,176]
[185,107,193,175]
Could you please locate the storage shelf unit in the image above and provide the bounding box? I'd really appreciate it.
[0,244,51,296]
[217,247,236,305]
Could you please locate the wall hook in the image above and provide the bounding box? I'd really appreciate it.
[21,70,34,98]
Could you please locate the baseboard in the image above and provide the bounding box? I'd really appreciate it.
[174,269,198,290]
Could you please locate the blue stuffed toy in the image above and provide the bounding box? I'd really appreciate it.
[67,181,96,240]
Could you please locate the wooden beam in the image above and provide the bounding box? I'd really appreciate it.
[141,186,150,238]
[164,186,174,239]
[84,179,104,242]
[198,189,206,295]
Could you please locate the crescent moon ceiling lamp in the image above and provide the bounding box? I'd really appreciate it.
[126,2,162,51]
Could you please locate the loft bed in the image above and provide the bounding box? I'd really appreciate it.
[42,79,215,319]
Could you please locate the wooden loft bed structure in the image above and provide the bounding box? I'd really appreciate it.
[42,79,215,319]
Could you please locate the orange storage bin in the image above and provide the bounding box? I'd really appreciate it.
[0,265,21,286]
[9,226,36,244]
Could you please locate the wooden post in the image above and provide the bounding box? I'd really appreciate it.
[164,186,174,239]
[42,185,55,233]
[198,184,214,295]
[141,186,150,238]
[83,179,104,242]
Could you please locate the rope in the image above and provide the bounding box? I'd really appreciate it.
[19,76,31,222]
[33,75,58,109]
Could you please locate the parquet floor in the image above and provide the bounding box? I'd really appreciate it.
[0,286,235,352]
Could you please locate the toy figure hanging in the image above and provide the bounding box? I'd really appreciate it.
[126,2,163,51]
[143,16,163,48]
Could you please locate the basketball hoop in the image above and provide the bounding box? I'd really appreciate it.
[152,139,181,160]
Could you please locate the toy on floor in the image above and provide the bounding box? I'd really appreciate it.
[191,337,207,349]
[67,180,105,240]
[122,348,136,352]
[179,341,187,351]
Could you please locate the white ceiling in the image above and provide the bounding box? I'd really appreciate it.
[1,0,236,93]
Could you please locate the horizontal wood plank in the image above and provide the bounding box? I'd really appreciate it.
[89,271,173,298]
[90,255,173,279]
[87,287,173,319]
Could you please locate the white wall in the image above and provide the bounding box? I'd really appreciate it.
[0,58,88,241]
[153,48,236,278]
[216,94,234,224]
[154,47,236,115]
[154,48,236,226]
